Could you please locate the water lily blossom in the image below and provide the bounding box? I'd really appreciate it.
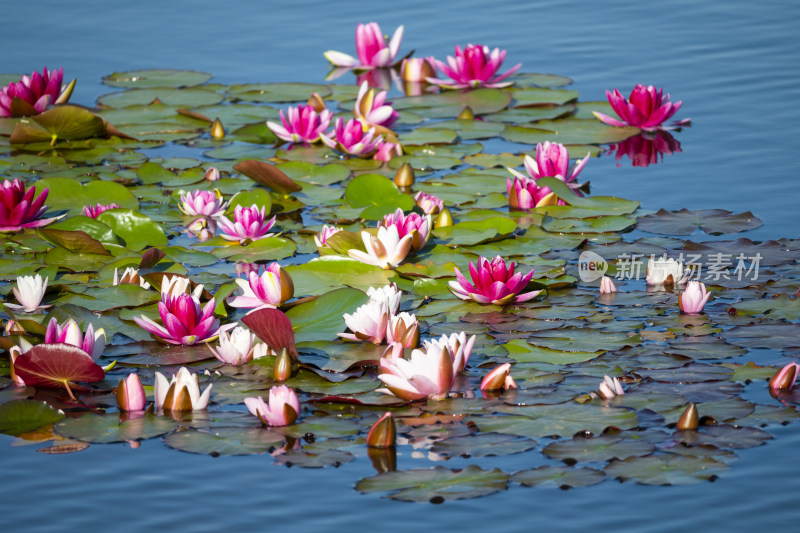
[204,167,220,181]
[113,267,151,289]
[599,276,618,294]
[385,312,420,348]
[314,225,343,248]
[133,275,231,345]
[154,367,212,412]
[428,44,521,89]
[245,385,300,427]
[379,342,455,401]
[117,373,147,412]
[678,280,711,314]
[44,317,105,361]
[646,257,687,286]
[508,142,590,191]
[598,375,625,399]
[178,189,227,218]
[6,274,50,313]
[0,178,60,232]
[354,81,398,129]
[424,332,476,372]
[414,191,444,215]
[449,256,540,306]
[366,283,402,315]
[217,204,276,242]
[228,262,294,309]
[347,226,414,269]
[769,362,799,391]
[207,326,258,365]
[324,23,405,69]
[379,208,431,252]
[267,104,333,146]
[480,363,518,392]
[506,174,560,210]
[0,67,73,117]
[594,85,683,131]
[401,57,436,82]
[320,118,388,158]
[83,203,119,218]
[339,299,390,344]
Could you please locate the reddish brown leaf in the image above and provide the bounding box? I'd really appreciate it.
[14,344,105,399]
[233,160,302,194]
[139,247,166,269]
[242,308,298,360]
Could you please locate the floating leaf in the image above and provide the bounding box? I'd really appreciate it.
[103,69,213,88]
[97,209,168,251]
[543,434,655,463]
[0,399,64,436]
[164,427,284,455]
[605,455,728,485]
[286,288,368,343]
[356,465,509,502]
[512,466,605,488]
[344,174,414,215]
[55,413,178,443]
[431,433,537,458]
[13,344,105,399]
[637,209,763,235]
[10,105,108,144]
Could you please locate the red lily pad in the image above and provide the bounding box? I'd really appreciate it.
[13,344,105,399]
[242,307,298,360]
[233,160,302,194]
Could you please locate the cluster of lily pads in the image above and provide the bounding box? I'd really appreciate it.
[0,23,798,503]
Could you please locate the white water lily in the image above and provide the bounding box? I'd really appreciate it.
[598,375,624,399]
[646,257,687,286]
[154,367,212,412]
[366,284,402,315]
[7,274,49,313]
[207,326,256,365]
[347,226,413,269]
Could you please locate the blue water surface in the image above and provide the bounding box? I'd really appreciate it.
[2,0,799,531]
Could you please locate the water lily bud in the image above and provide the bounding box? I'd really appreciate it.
[366,412,396,448]
[457,106,475,120]
[769,362,799,391]
[480,363,517,392]
[434,207,454,228]
[307,92,326,113]
[599,276,617,294]
[393,162,415,188]
[274,348,293,382]
[163,382,195,413]
[211,118,225,139]
[117,374,147,412]
[5,320,24,336]
[204,167,221,181]
[676,403,699,430]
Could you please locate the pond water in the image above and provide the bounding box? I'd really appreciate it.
[2,0,800,531]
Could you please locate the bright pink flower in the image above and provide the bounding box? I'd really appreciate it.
[607,130,682,167]
[320,118,386,158]
[228,262,294,309]
[378,342,455,401]
[133,276,231,345]
[117,373,147,411]
[0,67,68,117]
[245,385,300,426]
[510,142,589,188]
[594,85,683,131]
[428,44,521,89]
[480,363,518,392]
[506,175,560,210]
[354,81,398,129]
[378,208,431,252]
[414,191,444,215]
[678,280,711,314]
[449,256,540,306]
[267,104,333,145]
[217,204,276,242]
[0,178,60,232]
[44,317,105,361]
[324,23,405,69]
[83,203,120,218]
[178,190,226,218]
[314,225,343,248]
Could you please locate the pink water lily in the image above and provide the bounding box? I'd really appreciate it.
[449,256,540,306]
[607,130,682,167]
[314,225,343,248]
[207,326,258,365]
[245,385,300,427]
[83,203,119,218]
[509,142,590,190]
[506,174,560,210]
[324,23,405,69]
[217,204,276,242]
[385,312,419,348]
[154,367,212,412]
[0,178,61,232]
[678,280,711,314]
[347,226,414,269]
[133,276,231,345]
[599,276,617,294]
[44,317,105,361]
[378,208,431,252]
[320,118,388,158]
[598,375,625,399]
[354,81,398,130]
[267,104,333,146]
[178,189,227,218]
[117,373,147,412]
[378,342,455,401]
[414,191,444,215]
[366,284,402,315]
[339,299,390,344]
[0,67,72,117]
[228,262,294,309]
[204,167,220,181]
[6,274,50,313]
[594,85,683,131]
[428,44,521,89]
[423,332,476,372]
[480,363,518,392]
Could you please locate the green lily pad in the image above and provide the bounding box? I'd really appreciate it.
[431,432,537,458]
[512,466,605,488]
[503,119,639,145]
[0,399,64,436]
[55,413,178,443]
[543,434,656,462]
[98,209,168,251]
[103,69,213,88]
[393,88,513,118]
[344,173,414,215]
[97,88,223,108]
[605,455,728,485]
[286,287,368,343]
[356,465,509,502]
[164,427,285,456]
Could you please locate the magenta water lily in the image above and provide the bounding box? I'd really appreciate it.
[178,189,227,218]
[449,256,540,306]
[594,84,684,131]
[320,117,398,160]
[354,81,398,130]
[428,44,521,89]
[378,208,431,252]
[0,67,73,117]
[44,317,105,361]
[217,204,276,242]
[83,203,119,218]
[324,23,405,69]
[267,104,333,146]
[0,178,60,232]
